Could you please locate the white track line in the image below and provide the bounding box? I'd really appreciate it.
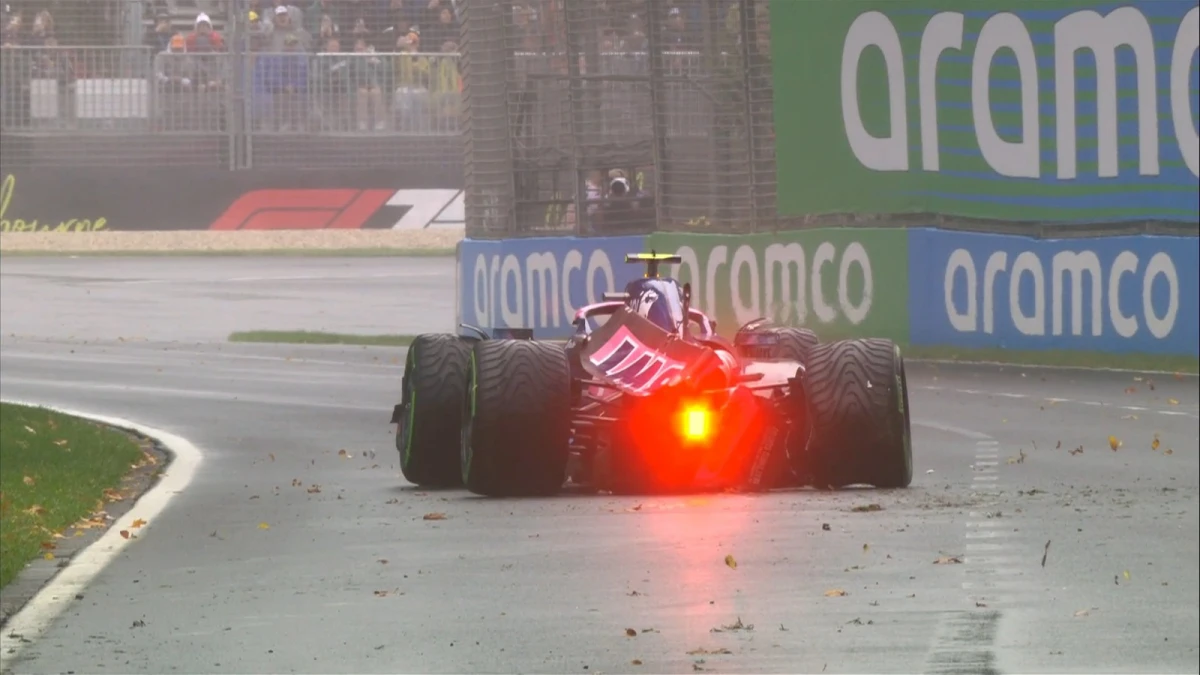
[0,400,203,674]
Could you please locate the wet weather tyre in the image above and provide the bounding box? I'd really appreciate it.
[767,327,819,362]
[461,340,572,497]
[736,326,819,362]
[799,338,913,489]
[396,334,471,487]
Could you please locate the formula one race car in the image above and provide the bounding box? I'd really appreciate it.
[391,252,913,497]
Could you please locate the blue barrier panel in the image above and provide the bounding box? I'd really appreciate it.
[908,228,1200,356]
[458,235,649,339]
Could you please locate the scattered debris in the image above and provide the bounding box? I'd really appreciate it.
[933,556,963,565]
[850,504,883,513]
[724,554,737,570]
[824,589,848,597]
[1041,540,1051,568]
[423,512,448,521]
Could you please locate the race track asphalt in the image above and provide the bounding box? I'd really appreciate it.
[1,257,1197,675]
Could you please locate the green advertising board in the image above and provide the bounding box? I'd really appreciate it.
[770,0,1200,223]
[644,229,909,342]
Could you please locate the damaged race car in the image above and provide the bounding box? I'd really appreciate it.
[391,252,912,497]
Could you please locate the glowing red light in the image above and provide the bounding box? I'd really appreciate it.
[680,404,712,441]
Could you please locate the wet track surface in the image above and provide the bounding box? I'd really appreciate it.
[1,257,1197,674]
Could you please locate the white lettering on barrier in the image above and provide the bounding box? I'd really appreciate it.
[468,247,618,330]
[844,6,1200,179]
[944,247,1180,339]
[665,242,874,327]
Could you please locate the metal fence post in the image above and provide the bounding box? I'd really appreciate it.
[460,0,517,238]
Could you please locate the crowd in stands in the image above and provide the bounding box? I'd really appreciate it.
[2,1,762,133]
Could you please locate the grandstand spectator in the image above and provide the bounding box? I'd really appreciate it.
[186,13,226,52]
[317,13,339,42]
[147,10,174,52]
[272,0,304,29]
[269,5,311,52]
[425,6,455,48]
[248,10,269,51]
[312,36,351,130]
[29,9,52,45]
[253,31,308,130]
[663,6,700,50]
[351,37,390,131]
[307,0,347,36]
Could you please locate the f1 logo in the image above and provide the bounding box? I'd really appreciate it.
[208,189,394,230]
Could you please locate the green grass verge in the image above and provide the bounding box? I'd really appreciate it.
[0,247,455,258]
[902,345,1198,374]
[0,403,144,590]
[228,330,418,347]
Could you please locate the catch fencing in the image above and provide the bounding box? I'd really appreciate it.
[457,0,778,238]
[0,0,780,237]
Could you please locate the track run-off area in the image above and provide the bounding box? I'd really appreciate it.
[1,256,1197,674]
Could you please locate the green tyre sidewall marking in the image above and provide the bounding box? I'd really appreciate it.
[893,343,913,485]
[400,346,417,469]
[460,350,478,485]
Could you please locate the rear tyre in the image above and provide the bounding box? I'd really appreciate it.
[461,340,572,497]
[397,334,471,487]
[799,338,913,489]
[736,325,819,362]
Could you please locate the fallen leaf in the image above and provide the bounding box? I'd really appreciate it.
[1041,540,1051,568]
[1108,435,1122,452]
[24,425,35,434]
[631,660,643,666]
[825,589,848,597]
[1055,440,1062,449]
[423,512,447,521]
[40,541,55,551]
[119,530,131,539]
[1151,434,1160,451]
[625,628,637,637]
[1070,445,1084,456]
[378,559,389,565]
[338,449,352,458]
[22,476,35,487]
[130,518,147,529]
[43,552,54,561]
[687,648,732,655]
[862,543,869,553]
[1164,448,1174,456]
[821,523,831,531]
[1123,570,1131,580]
[724,554,737,570]
[1124,386,1137,394]
[1167,398,1179,405]
[1074,609,1093,617]
[851,503,883,513]
[934,555,964,565]
[307,484,322,494]
[258,522,270,530]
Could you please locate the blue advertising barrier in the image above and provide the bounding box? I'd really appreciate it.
[458,235,650,339]
[908,228,1200,356]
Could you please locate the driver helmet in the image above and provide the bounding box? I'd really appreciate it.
[625,278,684,334]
